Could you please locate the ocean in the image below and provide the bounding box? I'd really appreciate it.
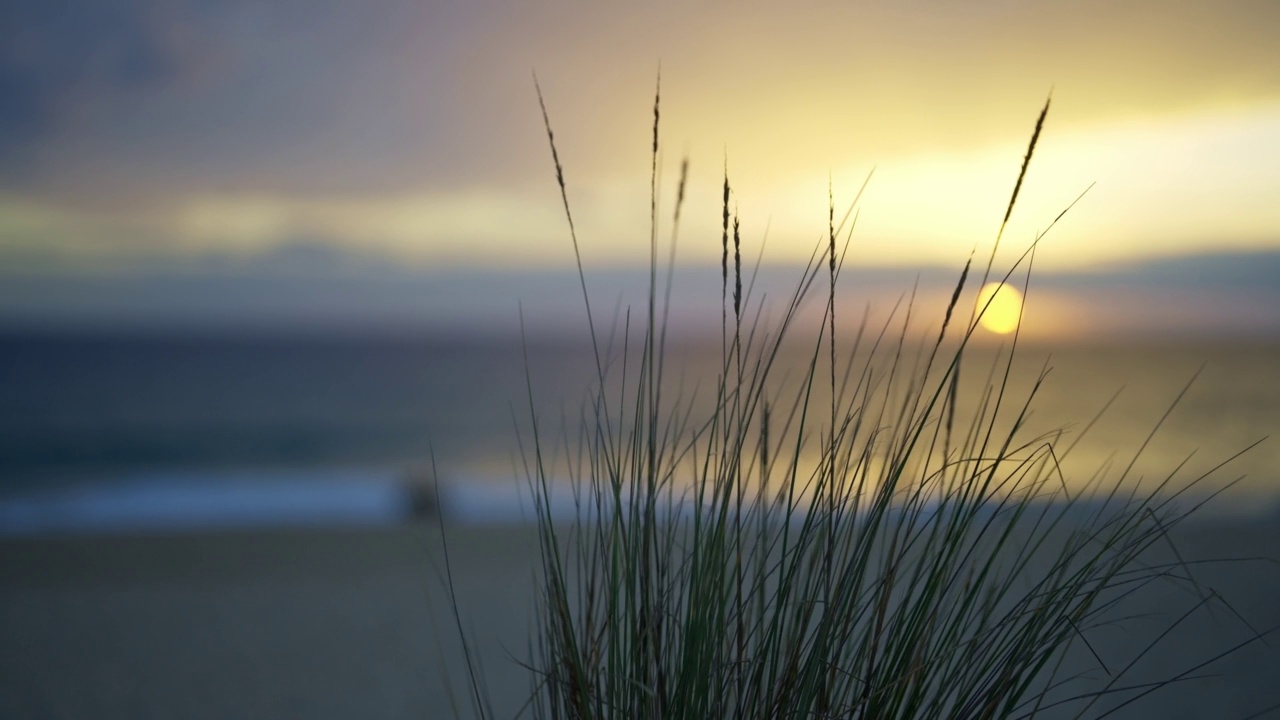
[1,328,1277,533]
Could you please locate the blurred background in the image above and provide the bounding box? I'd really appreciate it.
[1,0,1278,530]
[3,4,1280,719]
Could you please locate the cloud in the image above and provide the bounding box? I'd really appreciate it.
[1052,251,1280,291]
[3,0,1279,203]
[0,0,527,201]
[1,0,1278,281]
[1,241,1276,341]
[0,1,216,161]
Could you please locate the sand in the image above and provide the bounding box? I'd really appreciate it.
[2,516,1278,719]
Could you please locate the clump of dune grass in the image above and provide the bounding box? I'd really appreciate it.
[449,79,1270,720]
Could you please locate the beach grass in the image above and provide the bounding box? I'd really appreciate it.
[446,80,1270,719]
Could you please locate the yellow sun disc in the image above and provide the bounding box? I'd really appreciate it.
[975,282,1023,335]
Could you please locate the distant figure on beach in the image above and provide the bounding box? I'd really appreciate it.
[403,466,441,521]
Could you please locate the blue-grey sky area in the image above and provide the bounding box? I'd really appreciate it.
[3,244,1278,341]
[2,1,1279,339]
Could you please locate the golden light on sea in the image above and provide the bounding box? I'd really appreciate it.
[976,282,1024,335]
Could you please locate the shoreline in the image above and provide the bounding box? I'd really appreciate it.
[4,465,1279,540]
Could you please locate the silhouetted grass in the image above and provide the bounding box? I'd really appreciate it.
[449,84,1269,720]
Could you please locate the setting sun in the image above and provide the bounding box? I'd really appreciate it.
[976,282,1024,335]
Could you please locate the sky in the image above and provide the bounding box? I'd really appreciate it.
[2,0,1278,338]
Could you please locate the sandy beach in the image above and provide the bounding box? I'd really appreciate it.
[2,514,1278,719]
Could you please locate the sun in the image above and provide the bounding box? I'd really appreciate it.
[975,282,1023,335]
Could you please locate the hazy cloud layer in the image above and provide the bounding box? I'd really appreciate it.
[2,245,1276,341]
[1,0,1278,282]
[3,0,1278,198]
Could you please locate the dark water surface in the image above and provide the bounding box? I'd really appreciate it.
[2,328,1277,521]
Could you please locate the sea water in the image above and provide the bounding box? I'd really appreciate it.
[1,329,1277,533]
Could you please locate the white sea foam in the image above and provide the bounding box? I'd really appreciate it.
[0,469,555,536]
